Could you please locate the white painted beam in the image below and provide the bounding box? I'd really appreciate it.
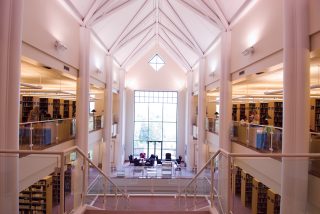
[109,0,148,53]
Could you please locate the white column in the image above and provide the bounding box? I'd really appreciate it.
[103,55,113,175]
[197,57,207,170]
[281,1,310,213]
[76,27,90,153]
[0,0,23,213]
[116,68,126,169]
[219,30,232,152]
[219,30,232,212]
[185,71,194,170]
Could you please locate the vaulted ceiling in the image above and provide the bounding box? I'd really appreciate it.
[63,0,252,71]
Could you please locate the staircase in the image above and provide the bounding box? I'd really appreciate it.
[85,211,211,214]
[84,195,214,214]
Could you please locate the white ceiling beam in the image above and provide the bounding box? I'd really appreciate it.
[91,30,109,53]
[83,0,107,25]
[159,35,191,70]
[86,0,115,25]
[61,0,84,25]
[178,0,224,30]
[229,0,254,27]
[205,0,229,29]
[159,22,198,54]
[111,8,156,53]
[109,0,148,53]
[116,22,155,51]
[166,0,204,56]
[159,9,200,56]
[160,29,192,68]
[203,32,222,55]
[89,0,135,26]
[121,29,154,67]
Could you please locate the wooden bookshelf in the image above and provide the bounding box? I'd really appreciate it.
[52,99,61,119]
[21,96,34,122]
[252,178,269,214]
[273,102,283,127]
[240,104,246,120]
[19,176,52,214]
[259,103,269,125]
[63,100,69,118]
[232,166,242,195]
[232,104,238,121]
[72,101,76,117]
[241,171,253,207]
[267,189,281,214]
[52,164,72,205]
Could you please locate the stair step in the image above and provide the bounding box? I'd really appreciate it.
[85,211,210,214]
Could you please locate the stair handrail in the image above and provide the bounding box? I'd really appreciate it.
[0,145,128,213]
[72,146,128,198]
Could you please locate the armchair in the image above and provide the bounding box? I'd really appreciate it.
[165,153,172,161]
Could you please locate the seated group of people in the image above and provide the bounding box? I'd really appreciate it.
[128,153,182,167]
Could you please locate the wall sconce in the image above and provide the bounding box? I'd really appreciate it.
[96,68,102,74]
[54,40,67,51]
[242,46,254,56]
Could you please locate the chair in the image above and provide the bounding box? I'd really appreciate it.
[165,153,171,161]
[155,155,162,164]
[176,155,182,164]
[129,155,134,165]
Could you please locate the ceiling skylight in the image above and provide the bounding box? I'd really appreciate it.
[149,54,165,71]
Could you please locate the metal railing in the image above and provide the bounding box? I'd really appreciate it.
[180,149,320,213]
[19,118,76,150]
[0,146,128,213]
[231,121,320,156]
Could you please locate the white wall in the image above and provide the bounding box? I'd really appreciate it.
[124,46,187,159]
[22,0,80,69]
[89,36,106,83]
[205,39,221,86]
[126,46,186,91]
[230,0,283,73]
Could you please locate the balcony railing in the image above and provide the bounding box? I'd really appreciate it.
[19,118,76,150]
[88,115,104,132]
[231,121,320,155]
[180,149,320,213]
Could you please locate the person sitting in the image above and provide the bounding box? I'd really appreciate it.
[139,152,146,159]
[176,155,182,164]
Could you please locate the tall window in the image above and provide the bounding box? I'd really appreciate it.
[134,91,177,159]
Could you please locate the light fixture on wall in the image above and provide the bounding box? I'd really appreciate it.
[96,68,102,74]
[242,46,254,56]
[54,40,67,51]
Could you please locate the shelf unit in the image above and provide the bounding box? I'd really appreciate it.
[72,101,76,117]
[52,164,72,204]
[267,189,281,214]
[39,98,49,113]
[19,175,52,214]
[259,103,269,125]
[63,100,69,118]
[232,104,237,121]
[240,104,246,120]
[241,170,253,207]
[234,166,242,195]
[252,178,269,214]
[21,96,34,122]
[52,99,61,119]
[273,102,283,127]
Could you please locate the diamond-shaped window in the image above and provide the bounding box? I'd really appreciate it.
[149,54,165,71]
